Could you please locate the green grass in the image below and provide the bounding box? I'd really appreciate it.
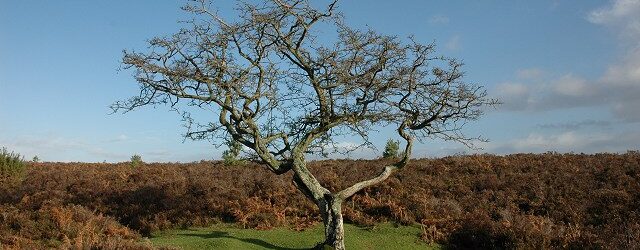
[150,223,438,250]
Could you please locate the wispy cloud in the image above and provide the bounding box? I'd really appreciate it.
[588,0,640,40]
[495,1,640,123]
[496,73,599,111]
[429,14,449,25]
[445,35,461,51]
[495,82,532,111]
[0,133,221,163]
[536,120,612,130]
[0,135,129,162]
[552,74,592,97]
[488,130,640,154]
[495,67,640,121]
[104,134,129,143]
[516,68,545,80]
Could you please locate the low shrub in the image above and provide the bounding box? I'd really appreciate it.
[382,139,400,159]
[1,153,638,248]
[222,140,245,166]
[0,147,25,179]
[130,154,143,167]
[0,204,156,249]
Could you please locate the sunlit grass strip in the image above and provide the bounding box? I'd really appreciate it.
[150,223,437,250]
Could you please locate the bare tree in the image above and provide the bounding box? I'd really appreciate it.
[112,0,497,248]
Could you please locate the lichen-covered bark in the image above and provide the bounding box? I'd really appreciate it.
[291,132,414,249]
[319,195,345,250]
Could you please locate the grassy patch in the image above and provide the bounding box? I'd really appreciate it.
[150,223,437,250]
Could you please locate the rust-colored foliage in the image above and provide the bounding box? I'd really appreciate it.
[1,152,639,249]
[0,204,156,249]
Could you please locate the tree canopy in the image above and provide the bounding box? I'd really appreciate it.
[113,0,494,169]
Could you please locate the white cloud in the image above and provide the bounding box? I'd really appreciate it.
[601,47,640,85]
[445,35,461,51]
[489,130,640,154]
[586,0,640,121]
[0,135,129,162]
[429,14,449,25]
[495,82,534,110]
[494,72,634,116]
[537,120,611,130]
[497,83,529,96]
[494,0,640,121]
[589,0,640,43]
[514,132,582,150]
[104,134,129,143]
[552,74,591,96]
[0,133,221,163]
[516,68,545,80]
[612,98,640,122]
[588,0,640,24]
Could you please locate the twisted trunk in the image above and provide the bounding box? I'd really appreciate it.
[293,174,345,249]
[290,140,412,249]
[319,194,345,250]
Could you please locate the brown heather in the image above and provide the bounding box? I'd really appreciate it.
[0,204,160,249]
[1,152,638,249]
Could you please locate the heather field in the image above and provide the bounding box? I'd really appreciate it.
[1,152,639,249]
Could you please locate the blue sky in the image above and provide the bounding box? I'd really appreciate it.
[1,0,639,162]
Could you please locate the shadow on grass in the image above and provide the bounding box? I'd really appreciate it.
[178,231,312,250]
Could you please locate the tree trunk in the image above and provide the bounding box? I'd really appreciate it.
[318,194,345,250]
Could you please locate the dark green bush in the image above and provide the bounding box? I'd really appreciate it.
[382,139,400,159]
[130,154,143,167]
[222,140,244,166]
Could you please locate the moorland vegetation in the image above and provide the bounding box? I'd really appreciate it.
[0,152,638,249]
